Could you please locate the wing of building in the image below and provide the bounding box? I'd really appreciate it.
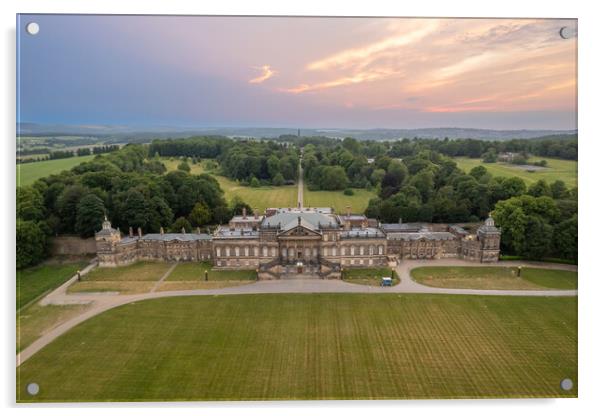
[95,207,500,278]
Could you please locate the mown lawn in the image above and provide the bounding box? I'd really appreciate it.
[17,262,87,310]
[68,262,174,294]
[17,303,90,353]
[17,155,95,187]
[304,185,376,214]
[166,262,257,281]
[411,266,577,290]
[16,294,577,401]
[453,157,577,187]
[342,267,399,286]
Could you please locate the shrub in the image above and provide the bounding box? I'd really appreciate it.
[343,188,354,196]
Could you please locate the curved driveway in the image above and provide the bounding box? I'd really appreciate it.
[17,259,577,366]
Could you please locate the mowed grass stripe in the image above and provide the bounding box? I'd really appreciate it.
[17,294,577,401]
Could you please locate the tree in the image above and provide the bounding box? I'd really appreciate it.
[272,172,285,186]
[230,196,253,216]
[553,215,577,261]
[171,216,192,233]
[17,219,47,269]
[249,176,260,188]
[177,161,191,172]
[56,184,90,233]
[521,215,553,259]
[550,180,569,199]
[528,179,552,198]
[17,186,45,222]
[321,166,349,190]
[188,202,211,227]
[482,148,498,163]
[122,190,151,230]
[75,194,105,237]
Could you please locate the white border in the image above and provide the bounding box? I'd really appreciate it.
[2,1,600,415]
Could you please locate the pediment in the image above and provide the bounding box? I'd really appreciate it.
[279,225,322,238]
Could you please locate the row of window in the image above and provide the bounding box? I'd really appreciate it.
[214,245,385,258]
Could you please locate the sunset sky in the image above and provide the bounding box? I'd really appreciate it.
[17,15,577,130]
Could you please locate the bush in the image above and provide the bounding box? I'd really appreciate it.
[343,188,354,196]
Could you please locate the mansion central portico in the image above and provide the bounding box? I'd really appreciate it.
[212,207,388,278]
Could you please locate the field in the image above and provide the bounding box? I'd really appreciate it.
[17,155,95,187]
[17,262,87,310]
[17,303,90,353]
[68,262,173,295]
[166,262,256,281]
[411,266,577,290]
[454,157,577,187]
[17,293,577,401]
[304,185,377,214]
[342,267,399,286]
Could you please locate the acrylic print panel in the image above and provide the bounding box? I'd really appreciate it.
[16,14,578,402]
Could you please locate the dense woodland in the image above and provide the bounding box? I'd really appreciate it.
[17,134,578,268]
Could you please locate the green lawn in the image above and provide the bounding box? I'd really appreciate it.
[17,155,95,187]
[17,294,577,401]
[454,157,577,187]
[521,268,578,290]
[304,185,377,214]
[17,262,87,310]
[81,262,172,282]
[166,262,257,281]
[216,176,298,212]
[17,303,90,353]
[342,267,399,286]
[68,262,174,295]
[411,266,577,290]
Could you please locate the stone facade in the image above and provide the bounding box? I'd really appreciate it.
[95,208,501,276]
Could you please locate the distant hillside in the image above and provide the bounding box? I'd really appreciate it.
[17,123,577,142]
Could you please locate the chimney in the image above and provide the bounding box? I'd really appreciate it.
[242,207,247,219]
[129,227,133,238]
[137,227,142,238]
[160,227,164,235]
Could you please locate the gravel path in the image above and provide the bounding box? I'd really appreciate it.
[17,259,577,366]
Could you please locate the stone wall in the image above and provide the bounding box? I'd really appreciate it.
[50,236,97,256]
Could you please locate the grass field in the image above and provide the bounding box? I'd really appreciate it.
[17,155,96,187]
[17,262,87,310]
[68,262,173,294]
[304,185,376,214]
[17,303,90,353]
[454,157,577,187]
[16,293,577,401]
[166,262,257,281]
[342,267,399,286]
[411,266,577,290]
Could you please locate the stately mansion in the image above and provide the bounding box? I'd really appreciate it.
[95,206,501,279]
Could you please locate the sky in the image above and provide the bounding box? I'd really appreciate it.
[17,15,577,130]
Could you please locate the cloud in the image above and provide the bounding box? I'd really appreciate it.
[280,68,396,94]
[307,20,440,71]
[248,65,276,84]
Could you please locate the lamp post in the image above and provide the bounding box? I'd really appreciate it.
[517,266,522,277]
[204,270,208,281]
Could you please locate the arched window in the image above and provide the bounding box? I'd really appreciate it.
[262,246,268,257]
[271,247,276,257]
[216,247,221,257]
[351,246,355,256]
[235,246,240,256]
[378,245,384,255]
[253,247,258,256]
[360,246,364,255]
[244,246,249,256]
[225,246,230,257]
[332,246,337,256]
